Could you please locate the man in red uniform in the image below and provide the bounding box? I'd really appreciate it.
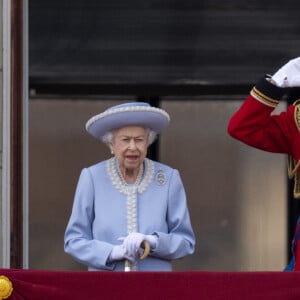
[228,57,300,271]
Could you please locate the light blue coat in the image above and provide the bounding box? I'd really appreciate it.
[64,159,195,271]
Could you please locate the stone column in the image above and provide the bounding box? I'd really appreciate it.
[1,0,12,268]
[0,0,28,268]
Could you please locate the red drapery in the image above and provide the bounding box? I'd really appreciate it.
[296,244,300,271]
[0,269,300,300]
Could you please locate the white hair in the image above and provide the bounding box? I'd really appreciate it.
[101,128,158,146]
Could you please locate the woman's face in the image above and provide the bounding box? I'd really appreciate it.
[110,126,149,171]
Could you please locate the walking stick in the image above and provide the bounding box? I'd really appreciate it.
[124,240,151,272]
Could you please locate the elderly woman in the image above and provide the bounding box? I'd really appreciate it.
[64,102,195,271]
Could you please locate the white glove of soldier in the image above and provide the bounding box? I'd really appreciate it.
[272,57,300,87]
[119,232,158,258]
[108,245,134,262]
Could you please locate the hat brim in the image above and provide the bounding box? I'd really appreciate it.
[86,107,170,140]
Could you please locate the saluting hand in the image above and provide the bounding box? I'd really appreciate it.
[272,57,300,87]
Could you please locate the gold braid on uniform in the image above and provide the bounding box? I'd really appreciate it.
[294,100,300,131]
[288,156,300,199]
[289,100,300,199]
[250,87,280,107]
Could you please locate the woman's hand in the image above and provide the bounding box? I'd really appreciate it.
[119,232,157,259]
[108,245,134,262]
[272,57,300,87]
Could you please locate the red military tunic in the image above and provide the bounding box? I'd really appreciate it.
[228,76,300,198]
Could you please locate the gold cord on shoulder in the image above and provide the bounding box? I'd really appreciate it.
[288,156,300,199]
[288,156,300,179]
[293,172,300,199]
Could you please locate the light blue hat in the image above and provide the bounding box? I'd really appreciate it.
[86,102,170,140]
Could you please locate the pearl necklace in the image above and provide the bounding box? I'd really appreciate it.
[116,162,144,194]
[107,157,154,234]
[107,157,154,196]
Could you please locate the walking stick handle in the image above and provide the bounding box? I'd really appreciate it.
[124,240,151,271]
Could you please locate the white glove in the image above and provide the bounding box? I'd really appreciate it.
[108,245,133,262]
[272,57,300,87]
[119,232,158,258]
